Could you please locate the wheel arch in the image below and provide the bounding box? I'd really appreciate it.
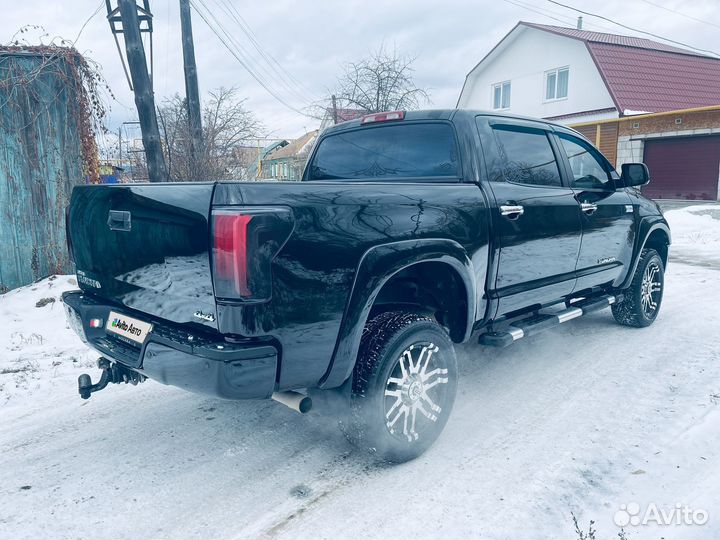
[644,227,671,267]
[319,239,476,389]
[617,218,671,290]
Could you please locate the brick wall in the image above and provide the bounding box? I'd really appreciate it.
[618,109,720,138]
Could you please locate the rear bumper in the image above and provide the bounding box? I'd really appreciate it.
[62,291,278,399]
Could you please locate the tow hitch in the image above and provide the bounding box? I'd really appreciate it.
[77,358,146,399]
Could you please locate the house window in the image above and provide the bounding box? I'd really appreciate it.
[492,81,511,109]
[545,67,569,100]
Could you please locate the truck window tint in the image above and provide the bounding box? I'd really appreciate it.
[558,134,611,189]
[492,127,562,187]
[307,123,459,180]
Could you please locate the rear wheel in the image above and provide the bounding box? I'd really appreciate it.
[612,248,664,327]
[348,311,458,463]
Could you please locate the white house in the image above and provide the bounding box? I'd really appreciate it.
[456,22,720,125]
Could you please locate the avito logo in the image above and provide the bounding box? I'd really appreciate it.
[110,318,142,337]
[614,502,709,527]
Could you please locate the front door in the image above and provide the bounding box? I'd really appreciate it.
[555,132,636,291]
[481,121,583,316]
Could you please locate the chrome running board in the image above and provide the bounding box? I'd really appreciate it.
[478,294,623,347]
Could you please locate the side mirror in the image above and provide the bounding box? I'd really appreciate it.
[620,163,650,188]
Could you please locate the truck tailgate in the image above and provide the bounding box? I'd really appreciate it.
[67,183,218,329]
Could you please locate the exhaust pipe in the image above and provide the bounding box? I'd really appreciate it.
[272,391,312,414]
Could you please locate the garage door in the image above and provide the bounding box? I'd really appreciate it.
[643,135,720,200]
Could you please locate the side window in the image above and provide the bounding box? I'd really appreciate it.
[558,134,611,189]
[492,126,562,187]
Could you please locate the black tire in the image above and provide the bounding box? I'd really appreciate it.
[612,248,664,328]
[348,311,458,463]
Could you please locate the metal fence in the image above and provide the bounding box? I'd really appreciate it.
[0,49,84,291]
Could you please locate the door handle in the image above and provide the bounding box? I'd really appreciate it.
[581,202,598,215]
[499,204,524,219]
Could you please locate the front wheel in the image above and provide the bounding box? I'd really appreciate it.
[348,311,458,463]
[612,248,665,327]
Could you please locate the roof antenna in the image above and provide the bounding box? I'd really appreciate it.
[576,16,583,30]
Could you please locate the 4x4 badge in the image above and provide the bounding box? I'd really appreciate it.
[193,310,216,322]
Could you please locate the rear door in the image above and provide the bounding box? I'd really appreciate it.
[477,118,583,315]
[554,132,635,291]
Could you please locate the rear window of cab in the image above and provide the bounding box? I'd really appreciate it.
[305,122,460,181]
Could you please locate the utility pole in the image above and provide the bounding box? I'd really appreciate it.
[331,94,338,125]
[114,0,167,182]
[179,0,203,178]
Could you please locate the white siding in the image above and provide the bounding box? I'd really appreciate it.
[458,27,616,121]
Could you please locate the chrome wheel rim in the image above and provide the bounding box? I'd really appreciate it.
[384,343,449,443]
[640,261,662,317]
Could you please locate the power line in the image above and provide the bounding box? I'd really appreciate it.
[212,0,319,104]
[210,0,317,105]
[503,0,620,33]
[189,0,313,117]
[73,0,104,45]
[193,0,313,109]
[545,0,720,57]
[502,0,578,26]
[638,0,720,31]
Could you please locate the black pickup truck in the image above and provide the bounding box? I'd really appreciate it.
[63,109,670,462]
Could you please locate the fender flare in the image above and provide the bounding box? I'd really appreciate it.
[319,238,476,389]
[617,218,671,289]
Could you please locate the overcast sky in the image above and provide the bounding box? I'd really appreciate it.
[2,0,719,144]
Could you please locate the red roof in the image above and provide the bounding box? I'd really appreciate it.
[522,22,720,114]
[328,108,366,122]
[521,23,707,56]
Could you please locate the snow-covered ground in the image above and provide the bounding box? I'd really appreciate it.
[1,204,718,539]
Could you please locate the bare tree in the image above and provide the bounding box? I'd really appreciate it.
[156,87,263,181]
[332,46,430,114]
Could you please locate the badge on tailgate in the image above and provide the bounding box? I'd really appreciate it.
[106,311,153,344]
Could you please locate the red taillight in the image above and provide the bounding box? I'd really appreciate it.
[360,111,405,124]
[211,207,294,302]
[213,213,253,296]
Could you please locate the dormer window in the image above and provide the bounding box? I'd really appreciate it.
[492,81,511,109]
[545,67,569,100]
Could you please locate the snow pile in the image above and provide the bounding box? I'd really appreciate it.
[0,275,95,407]
[664,204,720,268]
